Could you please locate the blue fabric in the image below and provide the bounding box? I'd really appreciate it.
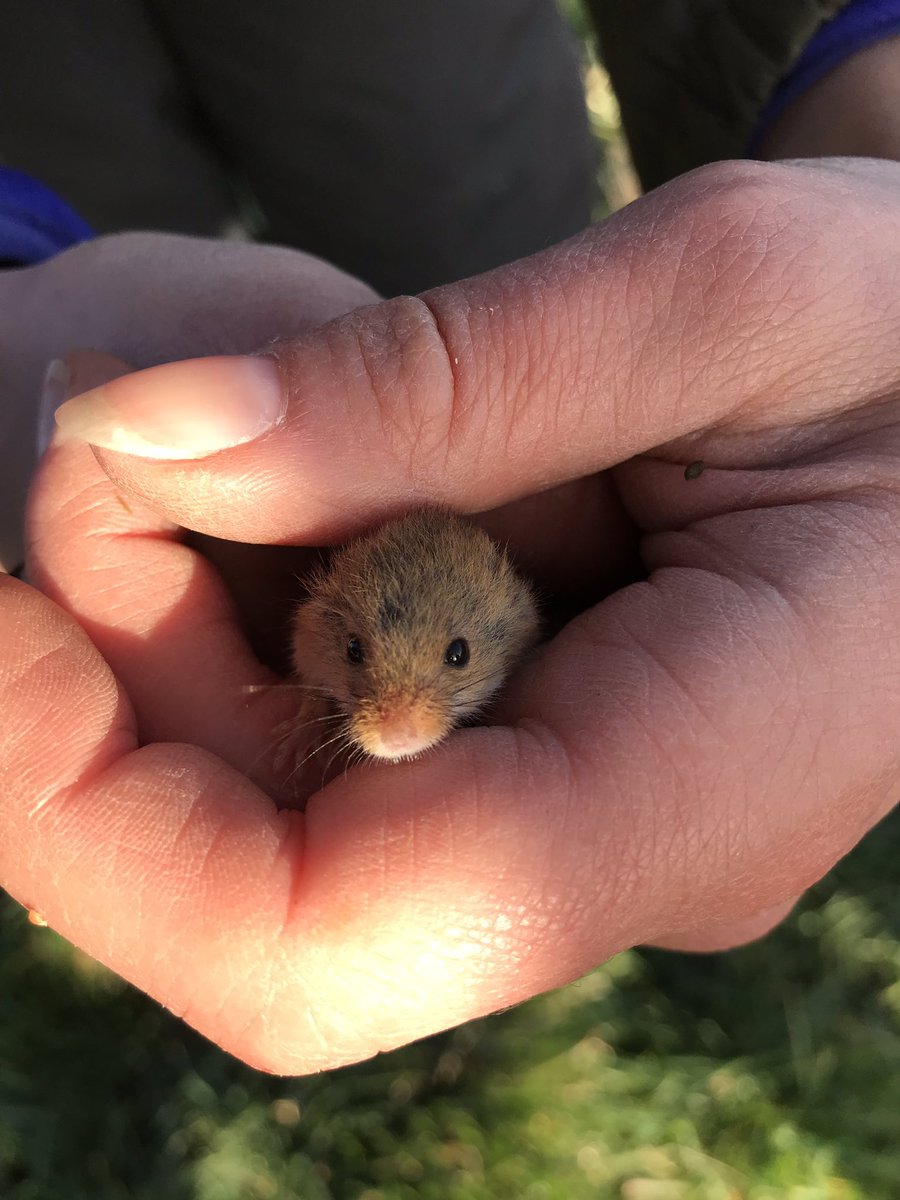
[0,167,93,265]
[750,0,900,151]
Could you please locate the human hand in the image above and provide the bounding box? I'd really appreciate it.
[15,158,900,1072]
[0,231,378,569]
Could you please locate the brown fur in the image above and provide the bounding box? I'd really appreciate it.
[291,508,539,759]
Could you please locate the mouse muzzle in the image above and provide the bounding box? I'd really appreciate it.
[350,689,452,760]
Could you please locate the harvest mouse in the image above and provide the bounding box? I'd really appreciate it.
[291,508,539,761]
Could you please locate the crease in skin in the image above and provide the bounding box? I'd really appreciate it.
[653,898,800,952]
[649,496,897,601]
[502,722,646,946]
[314,297,457,476]
[542,547,868,916]
[169,788,238,911]
[567,617,738,891]
[674,383,900,469]
[618,409,900,534]
[273,808,308,936]
[258,906,502,1069]
[2,657,133,823]
[607,602,735,741]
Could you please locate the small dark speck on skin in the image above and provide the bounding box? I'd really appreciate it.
[684,460,705,481]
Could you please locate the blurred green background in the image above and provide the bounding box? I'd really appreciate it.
[4,11,900,1200]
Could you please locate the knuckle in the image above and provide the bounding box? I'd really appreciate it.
[631,161,844,400]
[343,295,458,483]
[674,159,808,236]
[667,160,886,309]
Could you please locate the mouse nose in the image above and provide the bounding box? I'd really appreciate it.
[355,696,448,760]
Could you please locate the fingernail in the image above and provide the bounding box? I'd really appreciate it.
[37,358,69,457]
[54,355,286,459]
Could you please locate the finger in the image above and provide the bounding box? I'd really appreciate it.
[28,354,309,802]
[0,573,306,1067]
[50,158,900,544]
[2,234,378,579]
[496,434,900,949]
[650,897,800,953]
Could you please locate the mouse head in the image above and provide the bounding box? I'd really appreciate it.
[291,509,538,760]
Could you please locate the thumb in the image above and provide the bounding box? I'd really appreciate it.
[52,160,900,543]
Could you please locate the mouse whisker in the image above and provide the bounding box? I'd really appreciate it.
[275,710,345,746]
[276,715,347,762]
[342,746,364,785]
[451,671,499,691]
[240,708,342,785]
[449,675,504,701]
[320,731,359,788]
[291,710,346,729]
[242,680,335,700]
[289,682,336,696]
[346,742,373,778]
[287,724,354,788]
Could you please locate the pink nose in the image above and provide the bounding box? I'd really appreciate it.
[356,700,446,760]
[378,717,423,752]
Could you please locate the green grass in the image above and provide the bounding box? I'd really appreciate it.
[2,805,899,1199]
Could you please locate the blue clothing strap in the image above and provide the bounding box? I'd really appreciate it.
[750,0,900,151]
[0,166,93,265]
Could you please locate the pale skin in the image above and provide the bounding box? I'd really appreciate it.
[4,49,900,1072]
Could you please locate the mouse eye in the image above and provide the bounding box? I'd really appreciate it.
[444,638,470,668]
[346,636,365,664]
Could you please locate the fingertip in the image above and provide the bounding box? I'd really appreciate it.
[38,351,134,458]
[54,354,286,460]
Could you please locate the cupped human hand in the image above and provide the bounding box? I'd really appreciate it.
[0,230,379,570]
[16,158,900,1073]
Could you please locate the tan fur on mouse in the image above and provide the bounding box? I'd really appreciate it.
[291,508,539,761]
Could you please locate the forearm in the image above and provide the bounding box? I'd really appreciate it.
[759,35,900,160]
